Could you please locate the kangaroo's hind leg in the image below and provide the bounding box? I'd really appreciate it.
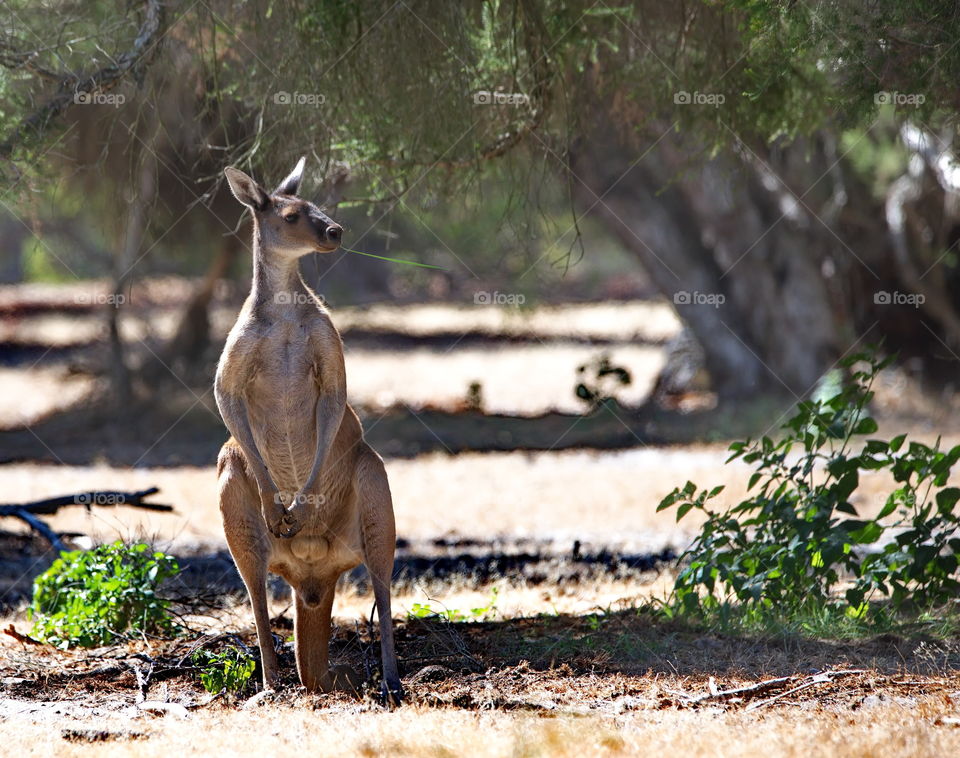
[355,449,402,706]
[218,442,279,688]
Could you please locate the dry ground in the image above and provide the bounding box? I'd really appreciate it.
[2,292,960,755]
[2,606,960,757]
[2,441,959,758]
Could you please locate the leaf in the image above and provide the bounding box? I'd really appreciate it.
[935,487,960,514]
[834,470,859,501]
[848,521,883,544]
[853,416,878,435]
[889,434,906,452]
[656,489,682,512]
[878,491,900,519]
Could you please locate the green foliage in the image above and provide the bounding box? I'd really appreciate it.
[191,646,257,694]
[658,350,960,623]
[575,354,632,411]
[29,541,180,649]
[407,588,499,623]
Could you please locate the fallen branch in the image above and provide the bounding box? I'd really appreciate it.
[0,488,172,516]
[682,669,867,708]
[745,670,866,711]
[680,674,796,704]
[0,488,173,551]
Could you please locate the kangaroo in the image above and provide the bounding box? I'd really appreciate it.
[215,157,402,705]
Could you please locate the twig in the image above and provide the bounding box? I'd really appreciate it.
[745,670,867,712]
[2,623,43,645]
[129,658,154,702]
[682,669,867,708]
[681,674,796,704]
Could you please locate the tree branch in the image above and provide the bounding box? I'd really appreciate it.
[0,0,164,159]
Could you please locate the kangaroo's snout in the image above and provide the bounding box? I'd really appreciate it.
[325,224,342,244]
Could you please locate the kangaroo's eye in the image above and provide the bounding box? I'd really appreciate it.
[284,213,299,223]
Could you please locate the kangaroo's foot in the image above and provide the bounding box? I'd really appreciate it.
[380,678,404,708]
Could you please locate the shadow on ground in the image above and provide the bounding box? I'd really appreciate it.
[0,532,676,611]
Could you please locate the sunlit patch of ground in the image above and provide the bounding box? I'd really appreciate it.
[0,448,751,550]
[0,368,96,427]
[331,301,681,343]
[2,440,958,550]
[3,697,958,758]
[344,343,664,414]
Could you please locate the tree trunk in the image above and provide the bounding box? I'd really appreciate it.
[569,121,892,400]
[109,129,159,404]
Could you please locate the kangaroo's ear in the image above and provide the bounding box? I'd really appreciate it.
[274,156,306,197]
[224,167,270,210]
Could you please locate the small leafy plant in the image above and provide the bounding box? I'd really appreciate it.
[191,646,257,694]
[658,351,960,623]
[29,541,180,648]
[407,588,499,622]
[575,354,632,411]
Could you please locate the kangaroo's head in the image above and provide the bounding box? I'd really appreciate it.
[224,157,342,257]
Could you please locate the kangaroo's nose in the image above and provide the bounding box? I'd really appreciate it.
[326,224,342,244]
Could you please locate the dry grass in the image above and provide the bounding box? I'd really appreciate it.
[3,702,958,758]
[2,607,959,758]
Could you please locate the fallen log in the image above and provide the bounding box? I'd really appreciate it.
[0,488,173,551]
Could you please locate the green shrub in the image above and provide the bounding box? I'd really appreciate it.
[658,351,960,624]
[575,354,632,411]
[29,541,180,648]
[191,646,257,694]
[407,588,499,622]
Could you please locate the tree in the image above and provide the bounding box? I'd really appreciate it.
[3,1,960,398]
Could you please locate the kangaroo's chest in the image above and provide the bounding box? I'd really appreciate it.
[243,323,322,488]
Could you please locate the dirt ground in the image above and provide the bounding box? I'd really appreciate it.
[3,604,960,756]
[2,291,960,756]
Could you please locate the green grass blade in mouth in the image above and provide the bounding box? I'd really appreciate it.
[340,247,447,270]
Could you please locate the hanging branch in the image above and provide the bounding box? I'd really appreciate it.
[0,0,164,159]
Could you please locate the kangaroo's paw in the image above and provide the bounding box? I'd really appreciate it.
[261,493,304,538]
[266,510,305,538]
